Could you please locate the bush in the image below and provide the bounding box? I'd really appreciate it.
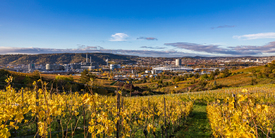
[142,91,150,96]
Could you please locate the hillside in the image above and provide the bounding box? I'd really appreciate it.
[131,65,275,94]
[0,53,138,65]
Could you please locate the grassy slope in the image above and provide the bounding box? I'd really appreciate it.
[210,65,274,87]
[232,66,263,73]
[174,103,212,138]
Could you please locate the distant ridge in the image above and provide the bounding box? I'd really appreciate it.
[0,53,138,65]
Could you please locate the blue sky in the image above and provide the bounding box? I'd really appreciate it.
[1,0,275,57]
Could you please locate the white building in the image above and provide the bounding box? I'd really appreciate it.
[110,64,121,70]
[145,70,150,73]
[152,66,193,74]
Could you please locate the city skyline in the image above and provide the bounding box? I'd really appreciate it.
[1,0,275,57]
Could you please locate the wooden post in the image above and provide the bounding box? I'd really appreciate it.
[121,96,124,110]
[148,98,150,109]
[232,94,237,108]
[21,89,24,104]
[130,85,132,97]
[36,84,40,138]
[121,95,124,136]
[83,104,86,138]
[50,83,53,99]
[164,98,167,138]
[116,90,121,138]
[20,89,24,138]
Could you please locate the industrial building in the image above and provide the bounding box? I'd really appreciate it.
[151,59,192,74]
[152,66,193,74]
[45,53,98,72]
[81,53,99,70]
[46,64,64,71]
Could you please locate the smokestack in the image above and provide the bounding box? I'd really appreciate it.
[106,58,108,66]
[86,53,88,63]
[90,56,92,63]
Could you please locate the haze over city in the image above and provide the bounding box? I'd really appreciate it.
[1,0,275,57]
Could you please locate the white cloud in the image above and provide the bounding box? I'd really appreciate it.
[109,33,129,41]
[233,32,275,40]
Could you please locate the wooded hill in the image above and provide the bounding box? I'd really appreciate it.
[0,53,138,65]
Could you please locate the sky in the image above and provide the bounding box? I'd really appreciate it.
[0,0,275,57]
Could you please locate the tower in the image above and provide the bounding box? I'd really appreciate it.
[86,53,88,63]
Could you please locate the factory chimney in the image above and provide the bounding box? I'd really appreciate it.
[106,58,108,66]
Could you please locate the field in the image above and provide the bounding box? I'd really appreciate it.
[1,76,275,137]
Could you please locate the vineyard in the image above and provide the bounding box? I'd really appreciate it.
[1,77,275,137]
[0,77,193,138]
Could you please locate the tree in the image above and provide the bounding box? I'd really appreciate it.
[174,76,180,82]
[251,69,257,85]
[150,77,154,83]
[164,81,168,86]
[268,61,275,71]
[23,75,32,87]
[79,69,96,84]
[79,69,89,84]
[221,68,230,78]
[200,74,208,80]
[156,75,160,79]
[209,71,215,80]
[214,69,220,75]
[213,80,216,86]
[194,73,200,78]
[198,80,207,87]
[261,67,270,78]
[32,70,40,80]
[158,79,163,84]
[55,76,74,91]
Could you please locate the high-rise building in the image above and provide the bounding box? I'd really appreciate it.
[28,62,35,72]
[86,53,89,63]
[175,59,181,66]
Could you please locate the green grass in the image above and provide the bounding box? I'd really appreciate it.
[174,104,212,138]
